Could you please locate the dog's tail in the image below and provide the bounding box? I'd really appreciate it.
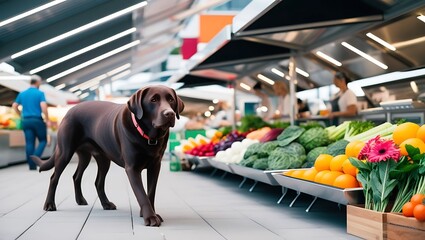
[31,155,54,172]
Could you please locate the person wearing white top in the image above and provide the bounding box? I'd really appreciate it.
[328,72,358,123]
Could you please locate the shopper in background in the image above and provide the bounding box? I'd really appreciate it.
[12,75,49,170]
[297,98,311,119]
[252,82,273,120]
[328,72,357,124]
[207,100,233,128]
[272,81,295,119]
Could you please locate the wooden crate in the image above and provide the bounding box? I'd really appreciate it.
[387,213,425,240]
[347,205,387,240]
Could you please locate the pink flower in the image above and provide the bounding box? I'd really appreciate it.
[368,139,401,162]
[357,135,400,162]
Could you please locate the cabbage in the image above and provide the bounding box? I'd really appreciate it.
[281,142,306,156]
[243,142,262,159]
[257,141,279,158]
[267,147,306,170]
[277,126,305,147]
[239,155,258,167]
[252,158,269,170]
[298,127,330,151]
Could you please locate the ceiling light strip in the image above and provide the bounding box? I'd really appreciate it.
[366,32,396,51]
[295,67,309,77]
[111,69,131,81]
[341,42,388,69]
[29,28,136,74]
[257,74,275,85]
[11,1,147,59]
[418,15,425,23]
[69,74,107,92]
[106,63,131,76]
[239,82,251,91]
[0,0,66,28]
[315,51,342,66]
[54,83,66,90]
[271,68,284,77]
[46,40,139,82]
[79,92,90,99]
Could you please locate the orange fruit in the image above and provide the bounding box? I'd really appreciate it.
[413,204,425,222]
[330,155,348,172]
[399,138,425,156]
[410,193,425,206]
[345,140,365,158]
[402,202,415,217]
[302,168,318,182]
[314,154,333,171]
[291,170,306,179]
[393,122,420,145]
[283,170,295,176]
[342,159,358,177]
[417,125,425,142]
[320,171,343,186]
[314,170,330,183]
[333,174,359,188]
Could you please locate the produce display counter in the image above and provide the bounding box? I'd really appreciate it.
[189,155,365,212]
[272,172,364,212]
[185,154,212,169]
[0,130,56,168]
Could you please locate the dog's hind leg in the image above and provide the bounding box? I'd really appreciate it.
[93,153,116,210]
[73,148,91,206]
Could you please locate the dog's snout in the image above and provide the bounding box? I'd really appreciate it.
[163,109,175,119]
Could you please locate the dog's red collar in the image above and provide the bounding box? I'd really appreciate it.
[131,113,157,145]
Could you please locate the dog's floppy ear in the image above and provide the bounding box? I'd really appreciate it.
[127,88,147,119]
[172,89,184,119]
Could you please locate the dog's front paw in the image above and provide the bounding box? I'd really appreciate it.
[44,202,56,211]
[144,214,162,227]
[101,201,117,210]
[76,197,88,206]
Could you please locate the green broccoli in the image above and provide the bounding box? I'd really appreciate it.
[252,158,269,170]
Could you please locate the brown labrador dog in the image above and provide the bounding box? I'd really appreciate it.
[31,85,184,227]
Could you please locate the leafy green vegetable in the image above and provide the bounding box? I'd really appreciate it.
[343,121,375,140]
[282,142,306,156]
[269,121,290,129]
[258,141,279,158]
[218,126,232,137]
[243,142,262,159]
[298,127,330,151]
[277,126,305,147]
[239,155,258,167]
[252,158,269,170]
[267,147,306,170]
[238,115,269,133]
[326,139,349,156]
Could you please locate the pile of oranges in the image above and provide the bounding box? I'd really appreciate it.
[393,122,425,155]
[283,153,360,189]
[402,193,425,222]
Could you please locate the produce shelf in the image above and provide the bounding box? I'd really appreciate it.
[271,172,364,208]
[230,164,281,186]
[207,159,234,173]
[185,154,212,168]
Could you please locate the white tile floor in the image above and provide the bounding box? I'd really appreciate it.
[0,159,360,240]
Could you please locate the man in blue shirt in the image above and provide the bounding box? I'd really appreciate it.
[12,75,50,170]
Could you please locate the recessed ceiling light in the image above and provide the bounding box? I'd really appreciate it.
[11,1,147,59]
[366,32,396,51]
[0,0,66,28]
[239,82,251,91]
[29,28,136,74]
[54,83,66,90]
[271,68,284,77]
[79,92,90,99]
[295,67,309,77]
[111,69,131,81]
[341,41,388,69]
[257,74,275,85]
[410,81,418,93]
[315,51,342,66]
[46,40,139,82]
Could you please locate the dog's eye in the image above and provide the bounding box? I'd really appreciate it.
[168,97,175,103]
[151,97,158,102]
